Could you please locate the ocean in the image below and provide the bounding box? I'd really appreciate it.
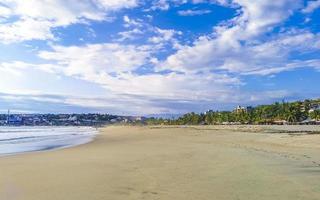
[0,126,98,156]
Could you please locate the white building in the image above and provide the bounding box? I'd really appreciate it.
[234,106,247,113]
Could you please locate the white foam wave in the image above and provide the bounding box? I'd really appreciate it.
[0,126,98,156]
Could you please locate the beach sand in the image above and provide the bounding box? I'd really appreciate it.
[0,125,320,200]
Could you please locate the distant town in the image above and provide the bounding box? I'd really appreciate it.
[0,111,146,126]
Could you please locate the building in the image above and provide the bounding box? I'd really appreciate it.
[309,104,320,113]
[234,106,247,113]
[7,115,23,125]
[204,110,214,114]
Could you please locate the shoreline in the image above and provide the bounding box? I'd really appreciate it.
[0,134,97,158]
[0,126,98,157]
[1,125,320,200]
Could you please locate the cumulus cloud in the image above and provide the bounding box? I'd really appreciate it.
[38,43,153,77]
[158,0,320,76]
[148,28,182,46]
[35,43,240,100]
[0,0,138,43]
[0,41,249,114]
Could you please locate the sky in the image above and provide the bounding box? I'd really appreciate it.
[0,0,319,115]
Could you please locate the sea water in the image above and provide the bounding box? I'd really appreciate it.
[0,126,98,156]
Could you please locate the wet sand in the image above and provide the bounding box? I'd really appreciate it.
[0,125,320,200]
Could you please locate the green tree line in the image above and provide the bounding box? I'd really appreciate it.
[146,99,320,125]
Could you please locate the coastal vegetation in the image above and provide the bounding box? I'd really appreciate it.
[146,99,320,125]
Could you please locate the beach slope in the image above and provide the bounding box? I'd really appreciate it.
[0,126,320,200]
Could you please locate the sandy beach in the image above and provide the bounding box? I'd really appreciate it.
[1,125,320,200]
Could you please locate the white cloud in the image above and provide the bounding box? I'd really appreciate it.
[150,0,171,10]
[191,0,229,4]
[231,0,301,39]
[302,0,320,13]
[117,28,144,41]
[148,28,182,45]
[116,15,145,41]
[0,18,54,43]
[94,0,138,10]
[158,0,318,76]
[117,15,183,48]
[148,0,231,11]
[160,30,320,75]
[0,4,11,17]
[123,15,144,28]
[38,43,153,77]
[178,9,212,16]
[1,88,291,115]
[35,43,240,100]
[0,40,248,114]
[0,0,138,43]
[149,0,189,11]
[0,47,304,114]
[0,61,32,76]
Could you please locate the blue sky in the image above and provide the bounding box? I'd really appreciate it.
[0,0,319,115]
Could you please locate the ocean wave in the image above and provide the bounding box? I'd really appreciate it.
[0,126,97,156]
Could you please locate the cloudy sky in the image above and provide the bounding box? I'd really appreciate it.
[0,0,319,115]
